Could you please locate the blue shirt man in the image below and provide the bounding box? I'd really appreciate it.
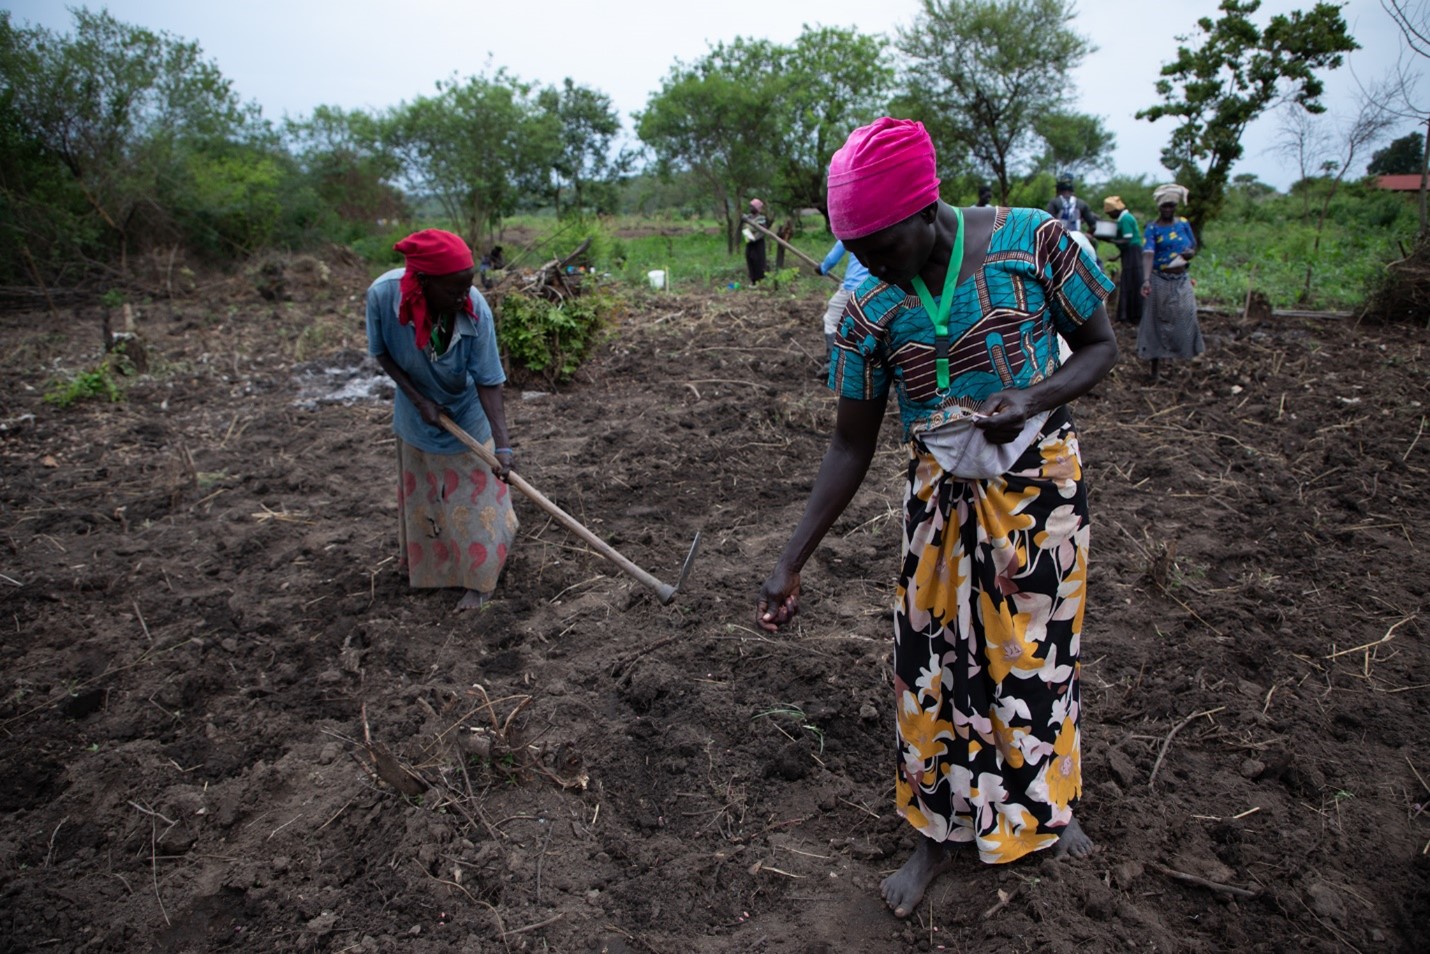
[817,241,872,363]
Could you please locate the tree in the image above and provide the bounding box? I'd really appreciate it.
[1275,102,1341,220]
[894,0,1101,202]
[615,168,711,217]
[537,78,630,218]
[0,8,254,273]
[1136,0,1358,237]
[1378,0,1430,235]
[637,38,780,253]
[1275,90,1396,300]
[1031,110,1117,182]
[767,26,894,228]
[0,40,96,284]
[638,27,893,244]
[285,106,406,229]
[162,139,286,256]
[1231,172,1276,197]
[388,71,558,243]
[1367,131,1426,174]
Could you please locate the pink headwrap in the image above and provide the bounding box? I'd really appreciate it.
[827,118,941,240]
[393,229,476,350]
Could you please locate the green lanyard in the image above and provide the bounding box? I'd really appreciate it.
[910,207,964,390]
[429,312,454,357]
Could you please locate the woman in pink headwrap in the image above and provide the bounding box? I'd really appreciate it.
[756,118,1119,916]
[742,198,770,284]
[366,229,519,611]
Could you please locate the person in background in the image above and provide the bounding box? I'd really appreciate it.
[1047,177,1098,233]
[976,184,993,207]
[756,118,1117,919]
[742,198,770,284]
[1139,184,1204,380]
[815,239,871,366]
[1101,195,1144,326]
[479,245,506,290]
[366,229,519,612]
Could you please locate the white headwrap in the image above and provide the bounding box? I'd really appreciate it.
[1153,184,1189,207]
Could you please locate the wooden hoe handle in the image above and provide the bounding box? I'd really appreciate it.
[742,215,841,284]
[437,414,680,603]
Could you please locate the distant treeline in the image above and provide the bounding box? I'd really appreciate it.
[2,1,1415,289]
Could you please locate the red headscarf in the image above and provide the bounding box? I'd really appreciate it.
[827,118,942,240]
[393,229,476,350]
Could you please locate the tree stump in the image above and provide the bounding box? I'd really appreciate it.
[1244,290,1272,324]
[101,303,149,374]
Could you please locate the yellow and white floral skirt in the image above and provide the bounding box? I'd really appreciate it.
[894,408,1087,864]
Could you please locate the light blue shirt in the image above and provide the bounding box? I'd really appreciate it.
[819,241,871,292]
[365,267,506,454]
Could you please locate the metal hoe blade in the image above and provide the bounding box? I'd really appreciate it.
[655,531,701,605]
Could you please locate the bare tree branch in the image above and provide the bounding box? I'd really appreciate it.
[1383,1,1430,58]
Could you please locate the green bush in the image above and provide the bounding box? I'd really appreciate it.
[167,145,286,257]
[1193,181,1421,311]
[350,223,420,268]
[758,267,803,292]
[495,289,617,386]
[45,363,121,407]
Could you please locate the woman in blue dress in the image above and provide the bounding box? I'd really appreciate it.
[1139,184,1205,380]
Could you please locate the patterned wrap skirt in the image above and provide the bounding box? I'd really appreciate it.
[395,437,519,595]
[1138,270,1204,360]
[894,407,1087,864]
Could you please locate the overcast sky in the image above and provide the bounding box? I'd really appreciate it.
[6,0,1426,191]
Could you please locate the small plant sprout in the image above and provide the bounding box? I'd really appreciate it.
[752,704,825,755]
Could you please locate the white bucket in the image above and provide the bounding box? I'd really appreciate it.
[647,269,666,290]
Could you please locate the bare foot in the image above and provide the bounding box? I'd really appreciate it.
[881,835,953,918]
[456,589,491,612]
[1052,815,1095,859]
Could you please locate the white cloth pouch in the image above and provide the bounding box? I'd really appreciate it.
[915,408,1051,480]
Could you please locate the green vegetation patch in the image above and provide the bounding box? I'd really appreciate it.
[495,289,620,386]
[44,361,122,408]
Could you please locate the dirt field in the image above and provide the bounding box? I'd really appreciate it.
[1,258,1427,953]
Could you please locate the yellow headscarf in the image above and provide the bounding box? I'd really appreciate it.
[1103,195,1125,214]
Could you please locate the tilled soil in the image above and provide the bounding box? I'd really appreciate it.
[1,260,1428,953]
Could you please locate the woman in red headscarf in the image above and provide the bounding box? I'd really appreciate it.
[365,229,518,611]
[755,119,1118,916]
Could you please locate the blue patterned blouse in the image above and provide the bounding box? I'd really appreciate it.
[829,208,1113,441]
[1143,218,1197,271]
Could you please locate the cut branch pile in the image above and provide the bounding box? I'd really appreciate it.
[1365,235,1430,325]
[516,238,593,303]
